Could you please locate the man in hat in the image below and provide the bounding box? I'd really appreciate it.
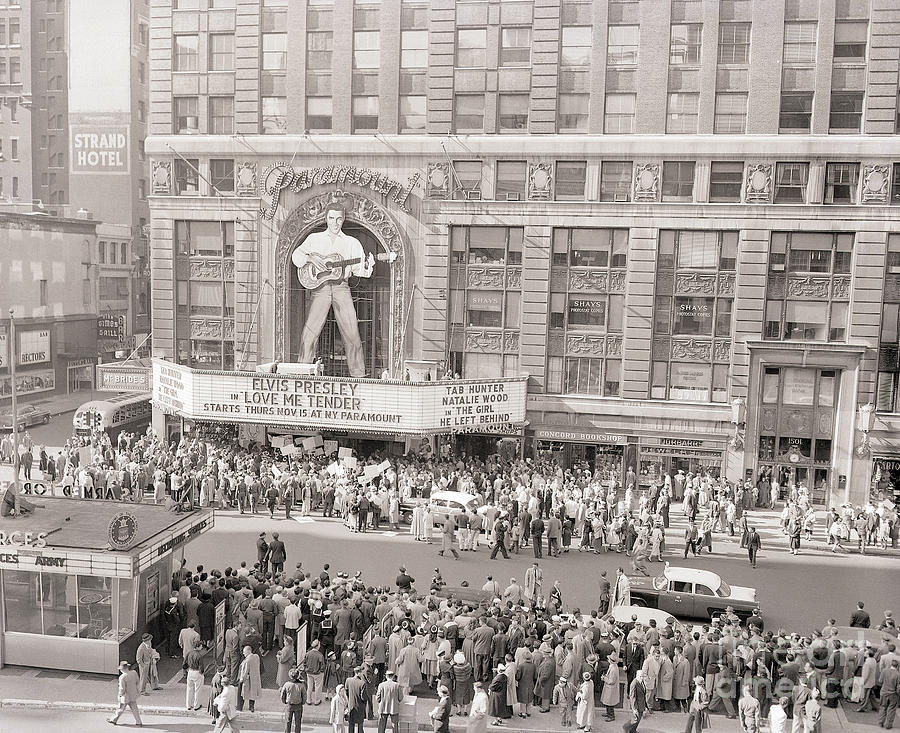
[107,661,142,726]
[376,668,403,733]
[346,665,370,733]
[624,669,647,733]
[280,667,307,733]
[269,532,287,575]
[136,632,160,694]
[256,531,270,574]
[685,674,710,733]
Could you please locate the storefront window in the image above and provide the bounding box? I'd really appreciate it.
[40,572,71,634]
[871,458,900,502]
[3,570,42,633]
[876,235,900,411]
[77,576,113,639]
[765,232,853,342]
[116,576,136,640]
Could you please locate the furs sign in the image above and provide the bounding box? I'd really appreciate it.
[259,162,420,219]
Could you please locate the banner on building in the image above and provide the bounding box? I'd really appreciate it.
[70,126,130,174]
[17,329,50,366]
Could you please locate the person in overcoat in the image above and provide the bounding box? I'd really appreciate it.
[237,644,262,712]
[515,650,537,717]
[576,671,595,731]
[451,650,475,715]
[657,650,675,711]
[489,665,512,723]
[396,637,423,697]
[672,648,693,712]
[466,681,489,733]
[534,651,555,712]
[600,654,621,722]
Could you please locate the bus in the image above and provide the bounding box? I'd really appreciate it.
[72,393,152,440]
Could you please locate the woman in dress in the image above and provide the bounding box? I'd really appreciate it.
[466,680,489,733]
[488,664,512,725]
[515,650,536,718]
[452,651,474,716]
[330,683,349,733]
[275,635,295,687]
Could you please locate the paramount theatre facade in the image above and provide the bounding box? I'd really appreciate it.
[142,0,900,508]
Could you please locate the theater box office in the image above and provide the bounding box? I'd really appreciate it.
[0,498,213,674]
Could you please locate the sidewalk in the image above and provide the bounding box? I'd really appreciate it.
[0,664,852,732]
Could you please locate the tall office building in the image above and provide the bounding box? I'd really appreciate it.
[145,0,900,507]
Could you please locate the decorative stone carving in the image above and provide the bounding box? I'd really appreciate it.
[466,268,505,289]
[528,162,553,200]
[744,164,772,203]
[861,164,889,204]
[550,269,568,292]
[547,331,566,355]
[817,410,833,437]
[832,276,850,300]
[713,340,731,362]
[760,407,777,433]
[783,409,811,435]
[566,334,605,356]
[274,190,405,363]
[236,162,257,196]
[608,270,626,293]
[656,271,674,296]
[224,260,235,280]
[189,258,224,280]
[152,161,171,195]
[605,335,623,357]
[223,319,235,340]
[465,330,503,352]
[190,318,223,339]
[506,268,522,289]
[717,273,735,296]
[652,338,671,360]
[675,272,716,295]
[633,163,660,202]
[786,276,830,299]
[569,270,608,292]
[426,162,450,199]
[879,344,899,371]
[503,331,520,352]
[767,274,786,299]
[671,338,712,361]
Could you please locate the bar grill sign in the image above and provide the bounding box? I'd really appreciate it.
[98,314,125,340]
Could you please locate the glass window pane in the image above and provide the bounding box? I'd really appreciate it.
[669,362,711,402]
[3,569,43,633]
[762,367,780,403]
[116,577,136,640]
[674,297,714,335]
[782,367,816,405]
[568,297,606,329]
[608,294,624,332]
[651,361,668,399]
[76,576,113,639]
[785,300,828,340]
[676,231,719,269]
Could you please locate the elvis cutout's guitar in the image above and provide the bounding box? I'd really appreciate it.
[296,251,397,290]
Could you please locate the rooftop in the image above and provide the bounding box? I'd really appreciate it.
[1,497,212,552]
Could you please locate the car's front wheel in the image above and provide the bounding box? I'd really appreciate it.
[630,598,647,608]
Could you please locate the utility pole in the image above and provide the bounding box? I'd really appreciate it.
[8,308,20,516]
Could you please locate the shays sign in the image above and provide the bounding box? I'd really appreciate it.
[258,162,421,219]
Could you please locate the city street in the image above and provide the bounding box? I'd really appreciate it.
[0,708,291,733]
[184,508,899,633]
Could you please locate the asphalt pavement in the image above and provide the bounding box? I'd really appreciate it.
[0,708,289,732]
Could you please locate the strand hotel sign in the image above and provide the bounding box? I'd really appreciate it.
[152,359,527,435]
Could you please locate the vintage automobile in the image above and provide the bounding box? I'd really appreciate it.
[0,403,52,431]
[400,490,482,526]
[628,564,759,621]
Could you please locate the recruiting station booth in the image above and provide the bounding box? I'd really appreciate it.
[0,497,213,674]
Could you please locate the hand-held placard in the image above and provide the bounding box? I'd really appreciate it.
[297,251,397,290]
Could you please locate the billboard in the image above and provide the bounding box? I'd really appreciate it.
[70,126,130,174]
[152,359,527,435]
[18,329,50,366]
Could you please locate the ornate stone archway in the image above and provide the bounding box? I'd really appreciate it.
[273,190,407,370]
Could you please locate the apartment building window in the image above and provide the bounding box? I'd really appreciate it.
[110,244,118,264]
[604,93,635,134]
[209,97,234,134]
[8,18,19,45]
[558,94,589,133]
[893,164,900,204]
[353,30,379,69]
[666,93,699,134]
[824,162,859,204]
[138,179,147,200]
[834,21,867,62]
[174,35,199,72]
[9,138,17,160]
[718,22,750,64]
[138,22,149,46]
[210,0,236,7]
[9,57,20,84]
[262,97,288,134]
[779,92,813,133]
[783,22,817,64]
[210,159,235,193]
[352,96,378,132]
[829,92,863,132]
[0,60,5,85]
[175,221,235,258]
[262,33,287,70]
[174,0,200,7]
[774,162,809,204]
[99,241,106,264]
[121,243,128,265]
[174,97,199,134]
[709,162,743,202]
[555,161,587,201]
[450,161,482,201]
[607,25,638,66]
[495,161,526,200]
[307,31,333,70]
[500,27,531,66]
[138,62,146,84]
[661,161,695,202]
[652,230,736,402]
[399,96,426,133]
[174,159,200,195]
[11,177,18,198]
[39,280,48,307]
[765,232,852,342]
[600,161,632,202]
[453,94,484,133]
[209,33,234,71]
[400,30,427,68]
[498,94,528,132]
[714,93,747,134]
[876,235,900,411]
[560,26,591,66]
[306,97,332,132]
[670,24,702,65]
[456,28,486,68]
[0,23,6,45]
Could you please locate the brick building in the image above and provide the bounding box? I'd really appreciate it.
[145,0,900,506]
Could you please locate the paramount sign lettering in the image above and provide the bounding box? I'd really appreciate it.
[259,162,421,219]
[152,359,527,434]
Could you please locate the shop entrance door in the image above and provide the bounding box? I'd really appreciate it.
[772,465,829,504]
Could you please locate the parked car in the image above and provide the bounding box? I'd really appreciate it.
[628,564,759,621]
[428,491,482,526]
[0,404,52,431]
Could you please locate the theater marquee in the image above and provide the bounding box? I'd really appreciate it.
[152,359,528,435]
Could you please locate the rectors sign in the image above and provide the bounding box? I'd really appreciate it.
[152,359,527,434]
[70,126,130,173]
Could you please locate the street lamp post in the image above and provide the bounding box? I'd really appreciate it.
[8,308,20,516]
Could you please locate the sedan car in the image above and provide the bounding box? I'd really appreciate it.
[628,564,759,621]
[0,404,52,431]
